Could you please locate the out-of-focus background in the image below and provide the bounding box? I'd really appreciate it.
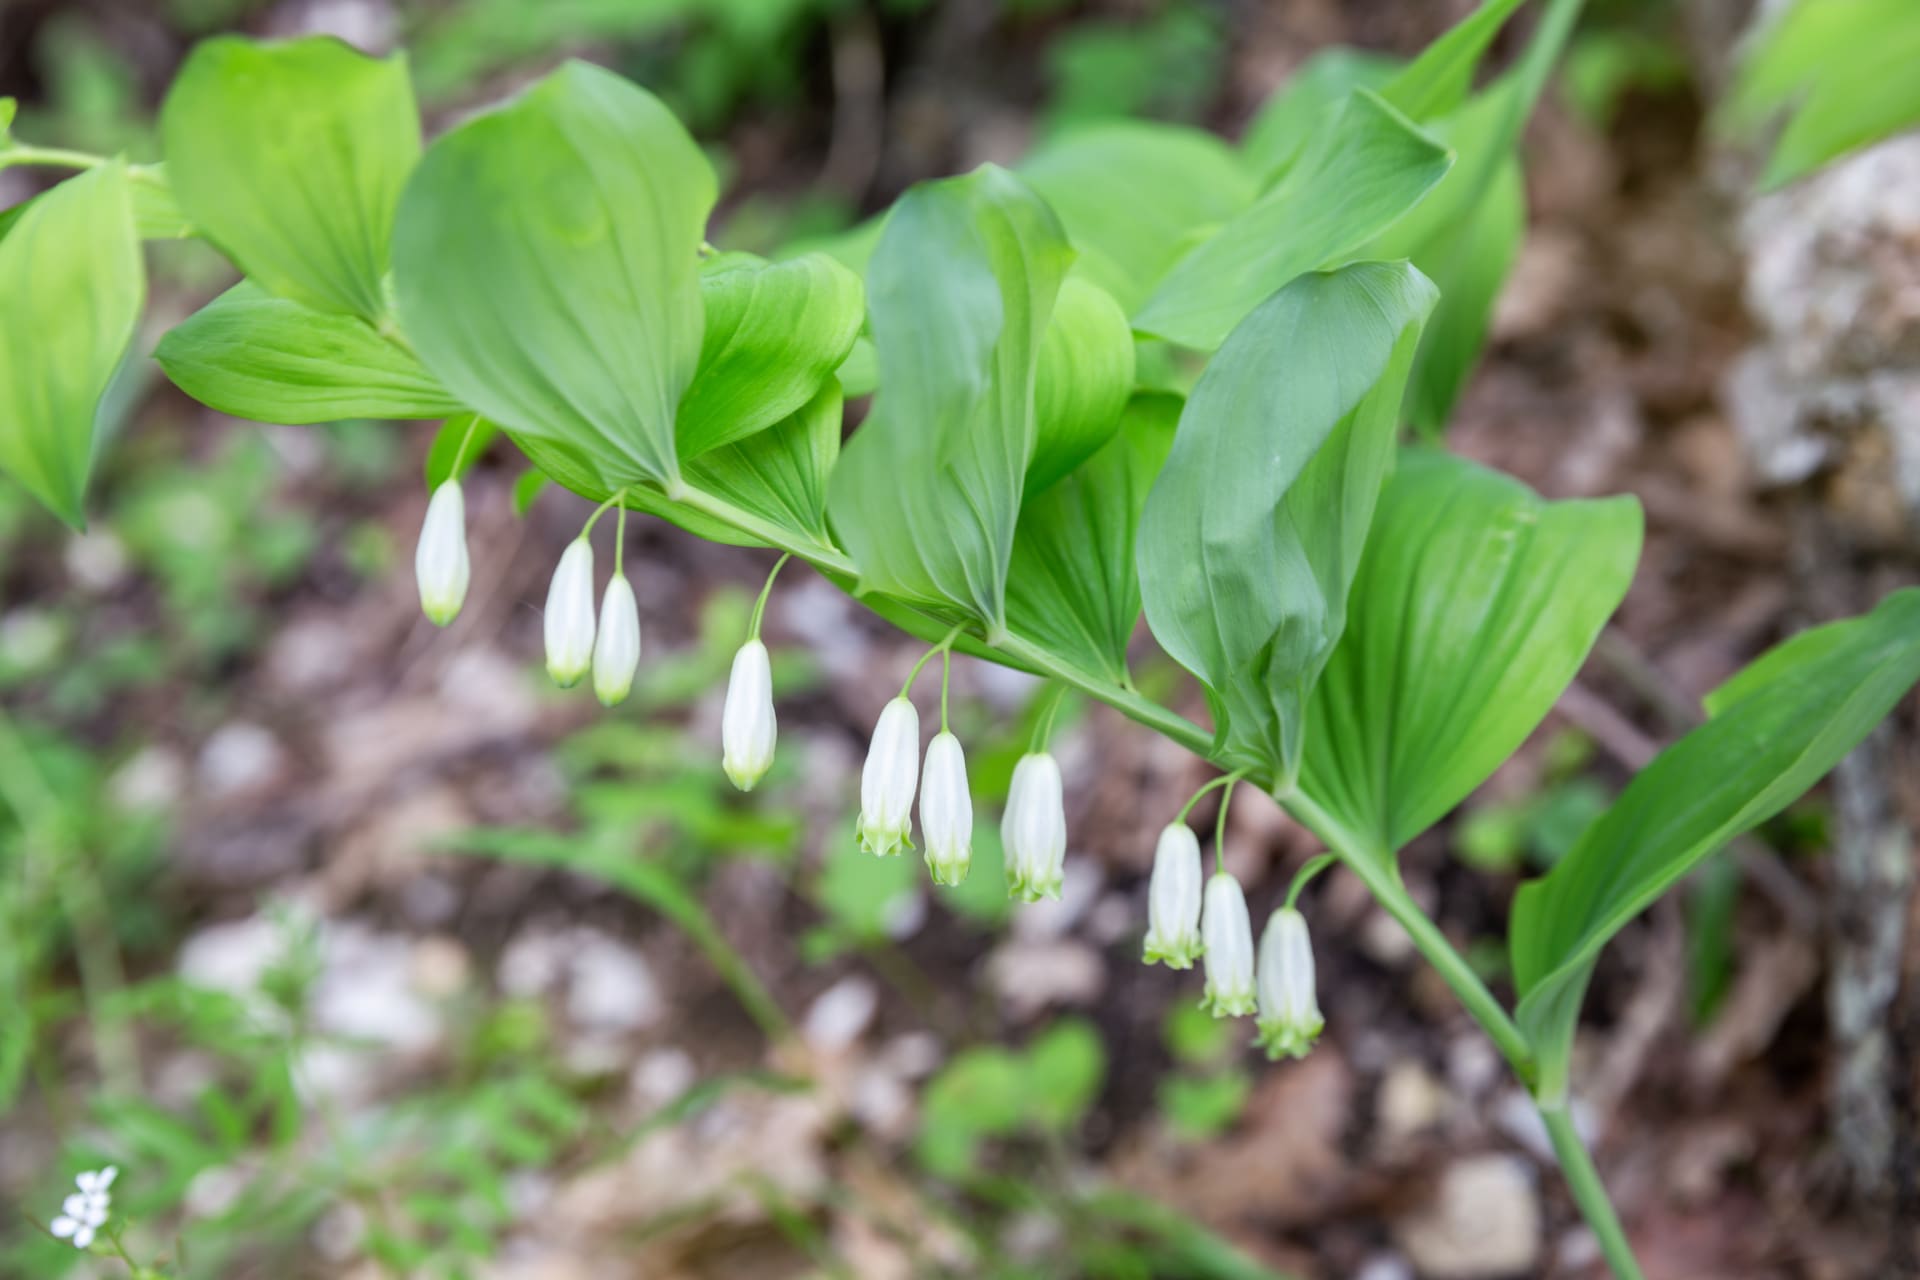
[2,1,1918,1277]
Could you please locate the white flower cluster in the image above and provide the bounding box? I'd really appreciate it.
[424,490,1320,1050]
[839,692,1066,900]
[1143,806,1324,1060]
[49,1165,115,1250]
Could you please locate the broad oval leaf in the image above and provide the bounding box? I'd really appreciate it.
[678,251,864,459]
[1134,90,1452,351]
[1512,588,1920,1096]
[155,281,462,424]
[1027,277,1136,497]
[827,165,1073,631]
[1298,450,1643,858]
[1008,393,1177,685]
[393,60,716,493]
[1020,122,1255,312]
[1138,260,1437,779]
[0,163,144,528]
[160,36,419,320]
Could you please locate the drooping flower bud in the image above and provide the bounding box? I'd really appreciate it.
[920,731,973,886]
[1143,822,1203,968]
[1256,906,1324,1059]
[1003,751,1067,902]
[543,538,596,688]
[856,697,920,856]
[592,574,641,706]
[722,639,776,791]
[1201,871,1256,1017]
[414,480,470,626]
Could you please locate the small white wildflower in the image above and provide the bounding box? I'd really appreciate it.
[49,1165,116,1251]
[1256,906,1324,1059]
[591,574,641,707]
[856,696,920,856]
[1002,752,1066,902]
[1200,872,1256,1017]
[920,730,973,886]
[721,639,776,791]
[543,538,596,688]
[1143,822,1204,969]
[414,479,470,626]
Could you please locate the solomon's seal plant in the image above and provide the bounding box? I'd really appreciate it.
[6,2,1920,1275]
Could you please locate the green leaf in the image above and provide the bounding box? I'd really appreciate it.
[393,60,716,493]
[425,413,496,488]
[1133,91,1452,352]
[678,382,844,547]
[1027,277,1136,496]
[1724,0,1920,186]
[1020,121,1256,312]
[0,162,144,528]
[1512,588,1920,1096]
[155,281,462,424]
[1380,0,1530,121]
[827,165,1073,631]
[1138,261,1437,779]
[511,468,548,516]
[1241,47,1399,183]
[1025,1019,1106,1132]
[160,36,419,319]
[0,96,14,135]
[1300,451,1640,857]
[1364,84,1527,435]
[677,251,864,458]
[1008,393,1176,685]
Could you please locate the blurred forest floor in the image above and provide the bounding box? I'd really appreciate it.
[2,1,1917,1278]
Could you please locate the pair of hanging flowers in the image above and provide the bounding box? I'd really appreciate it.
[416,484,1320,1058]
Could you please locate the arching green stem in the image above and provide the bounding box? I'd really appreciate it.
[748,553,791,641]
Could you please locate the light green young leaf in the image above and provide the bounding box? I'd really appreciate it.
[1020,121,1256,312]
[1134,92,1451,352]
[1138,261,1437,778]
[1379,0,1530,121]
[1027,277,1136,496]
[0,163,144,528]
[1512,588,1920,1097]
[1299,450,1642,858]
[827,165,1073,631]
[155,282,462,424]
[160,36,419,320]
[1008,393,1178,685]
[1240,47,1398,183]
[393,61,715,494]
[678,252,864,458]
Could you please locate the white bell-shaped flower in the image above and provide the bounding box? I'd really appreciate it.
[920,730,973,886]
[591,574,641,707]
[1143,822,1204,968]
[543,538,596,688]
[414,479,469,626]
[1002,751,1066,902]
[856,696,920,856]
[721,639,776,791]
[1256,906,1324,1059]
[1201,871,1256,1017]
